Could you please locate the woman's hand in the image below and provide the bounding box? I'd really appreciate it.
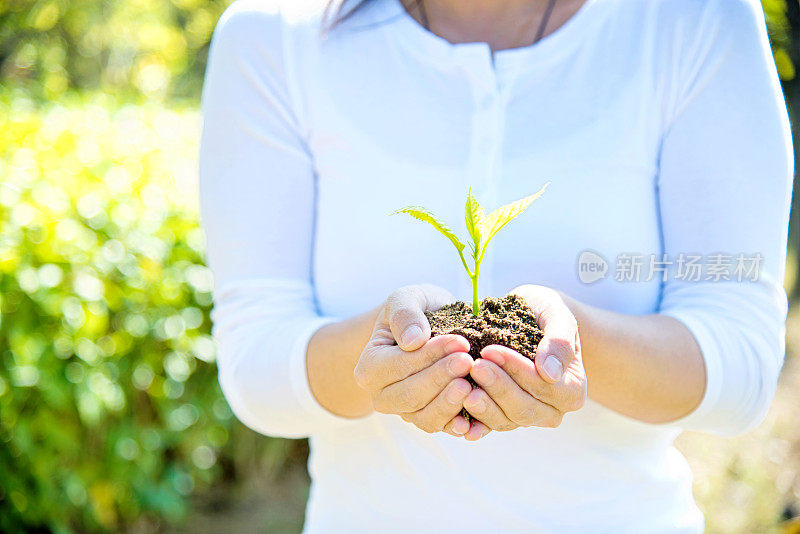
[462,284,587,439]
[354,285,475,437]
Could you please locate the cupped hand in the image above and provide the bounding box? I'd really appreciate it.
[461,284,587,439]
[354,284,474,437]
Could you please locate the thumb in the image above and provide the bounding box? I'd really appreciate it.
[385,284,455,351]
[533,311,578,384]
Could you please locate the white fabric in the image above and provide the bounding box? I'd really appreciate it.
[198,0,793,531]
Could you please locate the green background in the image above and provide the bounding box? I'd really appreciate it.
[0,1,799,532]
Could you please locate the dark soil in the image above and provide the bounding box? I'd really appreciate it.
[425,294,543,421]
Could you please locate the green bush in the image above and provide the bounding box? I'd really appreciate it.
[0,1,796,531]
[0,0,232,100]
[0,91,298,533]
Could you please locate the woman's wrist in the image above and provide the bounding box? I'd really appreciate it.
[306,306,381,419]
[552,288,706,423]
[556,291,585,325]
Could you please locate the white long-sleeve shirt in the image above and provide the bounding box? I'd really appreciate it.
[198,0,793,531]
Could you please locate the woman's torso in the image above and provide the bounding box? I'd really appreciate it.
[278,0,708,530]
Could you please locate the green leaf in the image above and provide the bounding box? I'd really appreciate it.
[464,188,485,256]
[483,182,550,248]
[392,206,466,253]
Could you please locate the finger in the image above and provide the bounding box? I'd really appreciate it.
[479,345,554,404]
[374,352,472,413]
[534,308,578,384]
[403,378,472,433]
[355,333,469,391]
[470,358,562,427]
[443,414,470,437]
[385,284,455,351]
[464,420,491,441]
[506,286,578,384]
[480,344,584,413]
[462,388,517,432]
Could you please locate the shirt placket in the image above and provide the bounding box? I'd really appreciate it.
[456,47,508,301]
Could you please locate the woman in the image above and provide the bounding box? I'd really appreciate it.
[199,0,793,531]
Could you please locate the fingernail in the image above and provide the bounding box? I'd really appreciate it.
[445,336,467,354]
[452,419,469,435]
[400,325,423,347]
[466,395,486,414]
[473,361,495,386]
[446,382,468,404]
[480,347,504,365]
[447,355,469,377]
[543,355,563,382]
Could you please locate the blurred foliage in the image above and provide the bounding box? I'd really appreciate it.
[0,0,798,532]
[763,0,796,80]
[0,91,302,532]
[0,0,797,98]
[768,0,800,298]
[0,0,232,101]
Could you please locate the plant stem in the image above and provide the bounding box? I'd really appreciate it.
[471,270,480,317]
[457,249,473,279]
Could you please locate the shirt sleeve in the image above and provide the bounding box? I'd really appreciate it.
[198,1,354,438]
[656,0,794,436]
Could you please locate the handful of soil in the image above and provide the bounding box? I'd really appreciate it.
[424,294,543,422]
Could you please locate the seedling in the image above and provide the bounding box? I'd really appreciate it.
[392,183,549,317]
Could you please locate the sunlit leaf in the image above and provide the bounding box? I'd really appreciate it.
[392,206,465,254]
[464,188,485,256]
[484,182,550,248]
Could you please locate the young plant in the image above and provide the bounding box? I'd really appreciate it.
[392,183,549,317]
